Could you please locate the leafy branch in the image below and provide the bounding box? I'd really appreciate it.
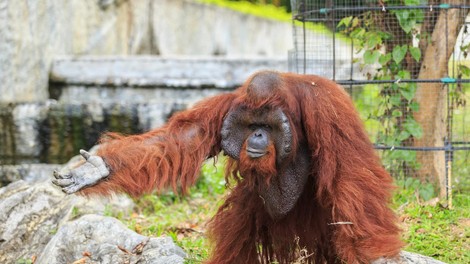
[337,1,425,177]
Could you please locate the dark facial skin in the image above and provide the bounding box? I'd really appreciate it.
[246,128,270,158]
[220,71,311,220]
[221,107,310,220]
[258,143,310,220]
[221,106,292,163]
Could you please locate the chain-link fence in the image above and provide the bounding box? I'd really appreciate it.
[289,0,470,205]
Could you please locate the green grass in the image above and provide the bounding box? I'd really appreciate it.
[197,0,292,22]
[114,160,469,264]
[394,188,470,263]
[122,193,218,263]
[116,161,227,263]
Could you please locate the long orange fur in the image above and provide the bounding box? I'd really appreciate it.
[79,71,403,263]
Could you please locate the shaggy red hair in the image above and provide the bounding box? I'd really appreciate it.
[80,71,403,263]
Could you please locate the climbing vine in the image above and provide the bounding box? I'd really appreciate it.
[337,1,425,178]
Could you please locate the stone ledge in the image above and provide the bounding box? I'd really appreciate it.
[0,164,60,186]
[50,56,289,89]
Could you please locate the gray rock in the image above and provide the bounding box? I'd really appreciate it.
[0,181,72,263]
[35,214,185,264]
[373,251,447,264]
[0,164,61,185]
[0,180,136,263]
[0,101,54,165]
[0,153,183,264]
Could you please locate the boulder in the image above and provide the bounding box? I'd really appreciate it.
[0,180,147,263]
[35,214,185,264]
[373,251,446,264]
[0,164,60,186]
[0,180,72,263]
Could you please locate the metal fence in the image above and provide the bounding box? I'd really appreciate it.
[289,0,470,205]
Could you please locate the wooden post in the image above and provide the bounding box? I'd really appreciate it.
[414,5,467,199]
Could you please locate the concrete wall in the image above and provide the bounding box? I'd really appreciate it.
[0,0,149,102]
[0,57,288,166]
[0,0,292,103]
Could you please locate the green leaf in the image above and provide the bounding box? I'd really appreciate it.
[398,70,411,80]
[379,53,392,65]
[390,150,416,163]
[404,177,417,189]
[403,118,423,138]
[393,8,423,34]
[410,101,420,112]
[458,64,470,77]
[401,150,416,163]
[404,0,421,5]
[389,62,400,73]
[377,31,393,41]
[384,136,400,146]
[351,17,359,28]
[392,45,408,64]
[337,16,353,28]
[400,83,417,101]
[350,28,365,39]
[390,94,402,106]
[460,43,470,51]
[409,46,421,62]
[378,74,392,81]
[366,32,382,48]
[404,177,412,188]
[400,89,415,101]
[419,184,435,201]
[398,130,410,141]
[363,50,381,64]
[392,109,403,117]
[394,10,414,33]
[412,10,425,28]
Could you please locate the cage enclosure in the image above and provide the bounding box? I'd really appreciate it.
[289,0,470,206]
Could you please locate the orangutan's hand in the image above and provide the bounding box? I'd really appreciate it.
[52,150,110,194]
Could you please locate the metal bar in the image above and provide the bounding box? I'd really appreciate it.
[451,141,470,145]
[297,4,470,17]
[335,78,470,85]
[373,145,470,151]
[444,9,453,207]
[332,3,336,80]
[302,0,307,74]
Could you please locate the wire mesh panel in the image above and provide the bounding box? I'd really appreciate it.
[290,0,470,202]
